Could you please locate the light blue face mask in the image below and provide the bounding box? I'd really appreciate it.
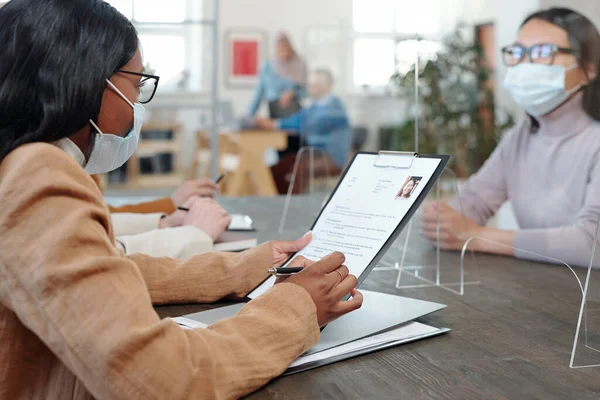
[85,79,146,174]
[503,63,582,117]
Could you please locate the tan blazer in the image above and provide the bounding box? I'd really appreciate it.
[0,143,319,399]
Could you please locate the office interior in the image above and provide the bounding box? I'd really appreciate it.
[0,0,595,200]
[0,0,586,228]
[3,0,600,398]
[44,0,588,227]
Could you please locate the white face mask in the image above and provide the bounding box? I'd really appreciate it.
[503,63,581,118]
[84,79,145,174]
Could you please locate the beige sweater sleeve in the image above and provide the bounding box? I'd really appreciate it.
[117,226,214,259]
[111,212,165,236]
[0,144,320,400]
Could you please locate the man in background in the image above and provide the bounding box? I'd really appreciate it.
[256,68,351,194]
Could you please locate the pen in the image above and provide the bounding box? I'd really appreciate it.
[178,174,226,212]
[266,267,304,276]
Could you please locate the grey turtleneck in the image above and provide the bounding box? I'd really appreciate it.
[450,93,600,267]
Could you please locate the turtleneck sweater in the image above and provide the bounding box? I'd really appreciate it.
[450,92,600,267]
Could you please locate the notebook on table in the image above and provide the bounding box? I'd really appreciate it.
[214,231,257,252]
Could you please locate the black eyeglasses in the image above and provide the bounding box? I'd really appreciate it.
[116,69,160,104]
[501,43,577,67]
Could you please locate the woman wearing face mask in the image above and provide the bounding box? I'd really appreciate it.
[0,1,363,398]
[420,7,600,267]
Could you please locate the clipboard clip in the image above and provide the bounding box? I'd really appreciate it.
[374,151,419,169]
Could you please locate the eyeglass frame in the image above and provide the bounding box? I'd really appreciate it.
[500,43,578,67]
[115,69,160,104]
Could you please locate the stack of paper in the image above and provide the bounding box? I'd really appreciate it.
[171,317,448,374]
[286,322,447,374]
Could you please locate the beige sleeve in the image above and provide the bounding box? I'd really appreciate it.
[0,144,320,400]
[111,212,164,236]
[127,242,275,304]
[116,226,214,260]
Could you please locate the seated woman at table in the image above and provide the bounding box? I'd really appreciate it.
[421,7,600,267]
[88,172,230,258]
[0,2,363,399]
[256,69,351,194]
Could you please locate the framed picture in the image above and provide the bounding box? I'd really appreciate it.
[224,29,268,88]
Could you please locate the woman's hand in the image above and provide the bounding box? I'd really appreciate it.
[279,89,295,109]
[420,201,483,251]
[283,252,363,327]
[171,179,219,207]
[270,232,313,268]
[181,197,231,241]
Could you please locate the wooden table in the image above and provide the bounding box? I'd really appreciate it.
[156,195,600,399]
[222,130,288,197]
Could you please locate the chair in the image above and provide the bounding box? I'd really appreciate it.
[307,126,367,193]
[352,126,368,152]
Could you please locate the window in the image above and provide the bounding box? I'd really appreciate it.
[106,0,204,92]
[395,0,440,35]
[134,0,186,23]
[139,34,186,87]
[352,0,442,88]
[395,39,441,75]
[107,0,186,22]
[353,0,394,34]
[353,39,395,87]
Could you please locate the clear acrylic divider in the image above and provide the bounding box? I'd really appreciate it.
[571,218,600,369]
[459,235,591,369]
[372,167,480,296]
[278,146,338,234]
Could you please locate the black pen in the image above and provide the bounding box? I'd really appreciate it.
[266,267,304,276]
[178,174,226,212]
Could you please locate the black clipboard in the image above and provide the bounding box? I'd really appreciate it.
[245,151,451,301]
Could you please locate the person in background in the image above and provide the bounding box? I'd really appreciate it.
[420,7,600,267]
[248,32,307,119]
[106,197,230,259]
[249,32,308,160]
[0,2,363,399]
[87,173,231,258]
[257,68,351,194]
[92,175,218,214]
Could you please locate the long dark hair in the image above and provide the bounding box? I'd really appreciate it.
[0,0,138,161]
[522,8,600,122]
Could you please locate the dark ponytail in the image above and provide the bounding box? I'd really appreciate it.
[522,8,600,122]
[0,0,138,161]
